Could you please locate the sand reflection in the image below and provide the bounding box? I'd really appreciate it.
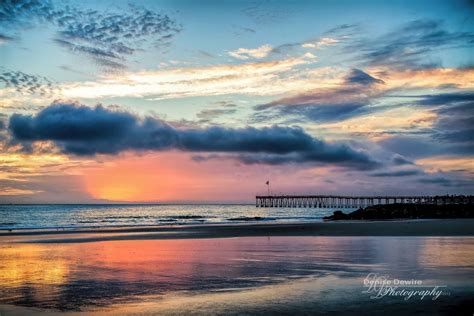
[1,237,473,311]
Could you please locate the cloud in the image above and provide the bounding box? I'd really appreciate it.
[8,101,378,170]
[261,102,368,123]
[415,92,474,106]
[253,65,474,126]
[392,155,414,166]
[0,33,13,44]
[324,24,359,36]
[228,44,273,60]
[254,69,384,122]
[349,19,474,69]
[346,68,384,85]
[56,52,472,101]
[428,96,474,153]
[416,156,474,175]
[52,5,182,69]
[417,176,452,185]
[258,68,382,108]
[415,176,474,188]
[302,37,339,49]
[0,1,182,69]
[371,169,421,177]
[371,67,474,90]
[0,0,52,25]
[242,1,294,25]
[196,108,238,123]
[61,55,316,100]
[376,92,474,160]
[0,70,55,95]
[412,92,474,146]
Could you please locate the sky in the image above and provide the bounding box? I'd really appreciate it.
[0,0,473,203]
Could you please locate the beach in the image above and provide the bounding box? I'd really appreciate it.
[1,220,474,315]
[2,219,474,243]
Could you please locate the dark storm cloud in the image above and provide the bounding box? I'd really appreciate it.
[7,102,379,170]
[0,0,182,69]
[0,70,55,95]
[349,20,474,69]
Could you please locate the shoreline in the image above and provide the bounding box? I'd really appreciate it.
[1,219,474,243]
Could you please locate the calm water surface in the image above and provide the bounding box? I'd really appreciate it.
[0,236,473,313]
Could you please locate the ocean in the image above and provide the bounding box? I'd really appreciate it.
[0,204,349,230]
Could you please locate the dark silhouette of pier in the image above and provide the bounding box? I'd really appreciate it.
[256,195,474,208]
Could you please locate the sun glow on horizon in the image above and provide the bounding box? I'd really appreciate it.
[84,158,173,202]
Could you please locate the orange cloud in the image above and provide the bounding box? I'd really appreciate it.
[416,156,474,175]
[370,67,474,90]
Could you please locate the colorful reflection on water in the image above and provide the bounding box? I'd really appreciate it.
[0,237,473,312]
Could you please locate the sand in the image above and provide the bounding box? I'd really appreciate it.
[1,224,474,315]
[2,219,474,243]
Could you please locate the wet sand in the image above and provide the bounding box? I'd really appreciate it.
[2,220,474,315]
[1,275,473,316]
[1,219,474,243]
[1,236,474,315]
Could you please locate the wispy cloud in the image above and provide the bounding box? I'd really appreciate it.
[349,19,474,69]
[253,66,474,125]
[254,68,385,122]
[196,108,238,123]
[371,169,422,177]
[0,33,13,45]
[228,44,273,60]
[416,156,474,176]
[302,37,339,49]
[61,55,318,99]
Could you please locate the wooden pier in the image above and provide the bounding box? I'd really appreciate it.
[256,195,474,208]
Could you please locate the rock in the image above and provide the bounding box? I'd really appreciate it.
[324,204,474,220]
[324,210,349,220]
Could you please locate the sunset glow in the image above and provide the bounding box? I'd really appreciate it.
[0,0,472,203]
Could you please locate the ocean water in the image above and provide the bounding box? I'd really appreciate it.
[0,204,349,230]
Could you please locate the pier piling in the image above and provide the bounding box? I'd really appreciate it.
[255,195,473,208]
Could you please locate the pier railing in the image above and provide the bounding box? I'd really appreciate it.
[255,195,474,208]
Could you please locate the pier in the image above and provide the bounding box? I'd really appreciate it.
[256,195,474,208]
